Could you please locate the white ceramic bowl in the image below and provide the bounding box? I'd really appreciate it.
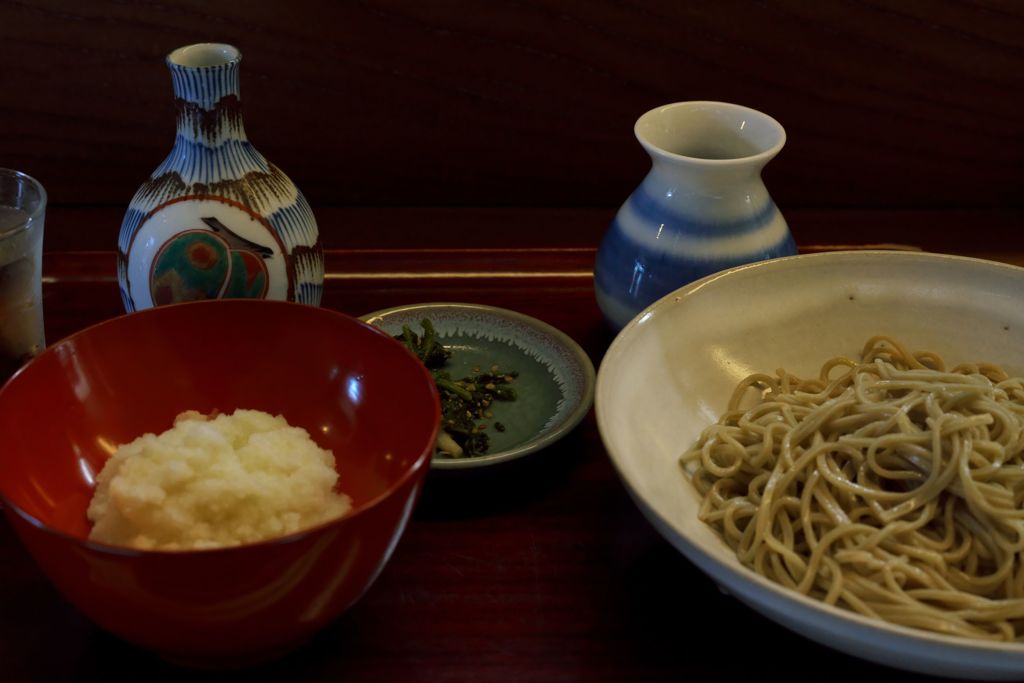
[596,251,1024,680]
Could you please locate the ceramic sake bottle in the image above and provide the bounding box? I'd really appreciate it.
[117,43,323,311]
[594,101,797,330]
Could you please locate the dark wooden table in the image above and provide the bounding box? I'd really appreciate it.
[2,207,1023,682]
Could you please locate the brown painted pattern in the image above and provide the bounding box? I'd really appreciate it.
[174,93,244,141]
[135,165,296,216]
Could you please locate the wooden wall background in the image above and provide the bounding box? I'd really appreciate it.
[1,0,1021,249]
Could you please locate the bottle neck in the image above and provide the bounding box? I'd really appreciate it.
[647,155,768,199]
[169,59,247,145]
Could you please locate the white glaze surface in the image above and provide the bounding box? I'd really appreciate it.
[597,251,1024,680]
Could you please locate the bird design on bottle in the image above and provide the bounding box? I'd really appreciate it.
[149,216,273,306]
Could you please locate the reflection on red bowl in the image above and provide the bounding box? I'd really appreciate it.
[0,300,439,666]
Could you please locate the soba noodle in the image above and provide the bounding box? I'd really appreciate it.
[680,336,1024,641]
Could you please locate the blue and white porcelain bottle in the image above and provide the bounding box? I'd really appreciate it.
[117,43,322,311]
[594,101,797,330]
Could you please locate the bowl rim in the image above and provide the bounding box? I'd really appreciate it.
[360,301,596,470]
[596,249,1024,658]
[0,298,441,556]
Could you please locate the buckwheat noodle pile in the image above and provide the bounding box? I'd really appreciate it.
[680,336,1024,641]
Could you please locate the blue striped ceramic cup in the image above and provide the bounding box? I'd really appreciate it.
[594,101,797,330]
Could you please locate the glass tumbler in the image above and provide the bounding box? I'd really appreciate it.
[0,169,46,383]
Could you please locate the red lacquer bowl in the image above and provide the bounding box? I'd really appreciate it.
[0,299,439,666]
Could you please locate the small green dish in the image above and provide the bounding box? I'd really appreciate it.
[360,303,596,470]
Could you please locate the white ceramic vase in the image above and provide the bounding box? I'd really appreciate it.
[117,43,323,311]
[594,101,797,330]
